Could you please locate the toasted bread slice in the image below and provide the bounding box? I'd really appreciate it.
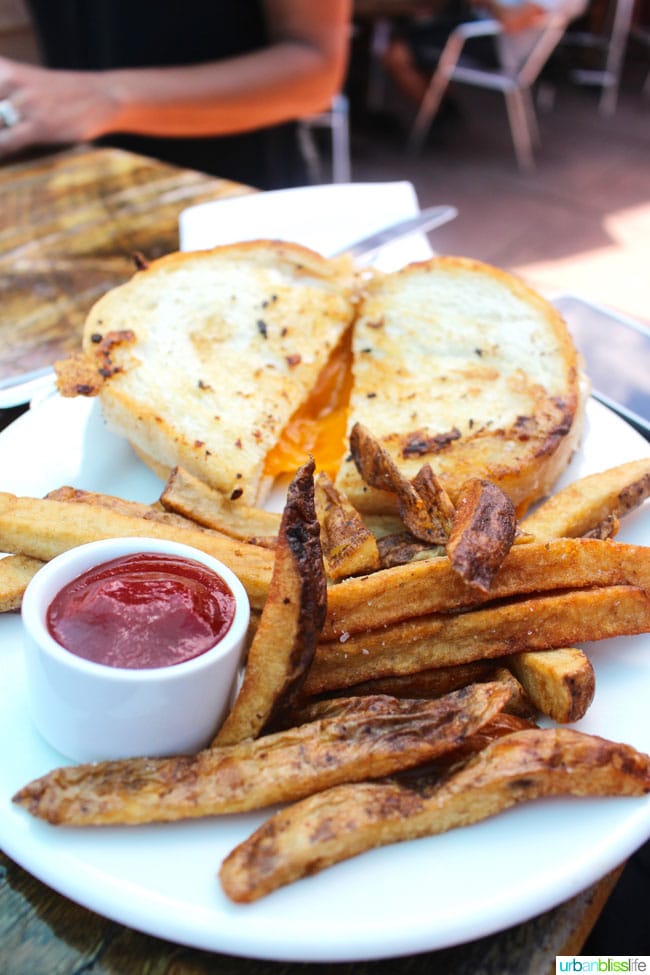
[335,256,584,515]
[79,241,357,505]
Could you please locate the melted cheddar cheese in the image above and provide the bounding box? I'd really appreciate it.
[264,327,353,479]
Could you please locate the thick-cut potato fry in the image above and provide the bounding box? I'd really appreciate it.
[446,478,516,591]
[349,423,450,545]
[219,727,650,901]
[0,554,44,611]
[160,466,281,540]
[508,647,595,723]
[12,683,511,826]
[300,660,500,706]
[314,471,380,580]
[290,665,532,725]
[214,460,327,745]
[307,586,650,695]
[490,667,536,718]
[522,459,650,540]
[46,485,213,532]
[0,491,273,609]
[323,537,650,641]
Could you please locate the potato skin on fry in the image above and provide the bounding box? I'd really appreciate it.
[314,471,380,580]
[214,459,327,745]
[446,478,516,591]
[349,423,449,545]
[12,684,511,826]
[219,728,650,902]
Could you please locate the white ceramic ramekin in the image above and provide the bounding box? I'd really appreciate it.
[21,537,250,762]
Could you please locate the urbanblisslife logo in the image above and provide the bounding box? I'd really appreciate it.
[556,959,649,973]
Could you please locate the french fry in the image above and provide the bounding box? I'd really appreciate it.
[214,459,327,745]
[507,648,595,723]
[219,727,650,901]
[490,667,536,718]
[0,491,273,609]
[306,586,650,695]
[298,660,500,706]
[436,711,537,763]
[349,423,450,545]
[446,478,516,591]
[323,537,650,641]
[160,466,281,540]
[46,485,212,532]
[0,555,44,611]
[314,471,380,580]
[290,665,532,725]
[12,683,511,826]
[522,459,650,540]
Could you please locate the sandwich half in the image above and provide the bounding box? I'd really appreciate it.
[73,241,357,505]
[335,256,584,515]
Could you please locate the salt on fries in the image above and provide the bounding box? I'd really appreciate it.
[3,439,650,902]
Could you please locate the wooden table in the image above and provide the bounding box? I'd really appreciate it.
[0,144,252,380]
[0,145,626,974]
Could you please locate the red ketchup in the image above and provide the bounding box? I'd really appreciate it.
[47,553,236,669]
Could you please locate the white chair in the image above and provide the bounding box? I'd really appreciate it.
[566,0,637,115]
[407,11,580,171]
[298,93,352,184]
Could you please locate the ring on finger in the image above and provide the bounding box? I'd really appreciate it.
[0,99,21,128]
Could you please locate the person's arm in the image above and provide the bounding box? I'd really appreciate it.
[0,0,351,157]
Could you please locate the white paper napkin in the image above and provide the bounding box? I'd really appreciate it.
[178,181,434,270]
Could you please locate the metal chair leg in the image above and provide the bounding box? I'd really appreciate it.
[599,0,635,115]
[408,69,453,152]
[297,94,351,184]
[408,32,467,152]
[504,87,536,171]
[521,86,541,148]
[330,95,351,183]
[297,123,323,184]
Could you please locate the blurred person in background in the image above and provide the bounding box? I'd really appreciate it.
[0,1,351,189]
